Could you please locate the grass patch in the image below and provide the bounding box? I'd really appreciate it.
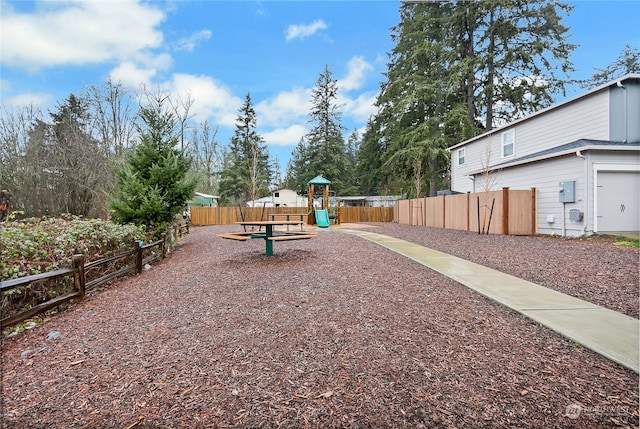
[614,239,640,248]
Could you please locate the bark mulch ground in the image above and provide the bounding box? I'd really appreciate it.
[1,224,638,428]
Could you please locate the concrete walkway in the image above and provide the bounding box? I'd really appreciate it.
[341,229,640,373]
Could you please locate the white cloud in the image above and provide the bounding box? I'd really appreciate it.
[262,124,307,147]
[285,19,327,41]
[343,91,378,123]
[170,73,242,127]
[3,92,53,108]
[175,30,212,52]
[109,61,158,89]
[335,57,378,124]
[1,0,165,70]
[338,56,373,92]
[255,87,311,128]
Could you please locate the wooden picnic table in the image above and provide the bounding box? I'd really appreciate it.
[269,213,307,231]
[217,220,317,256]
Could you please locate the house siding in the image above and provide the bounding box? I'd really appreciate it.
[482,155,586,236]
[610,80,640,142]
[459,149,639,236]
[451,90,610,193]
[449,75,640,236]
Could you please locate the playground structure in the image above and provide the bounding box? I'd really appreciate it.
[230,175,343,229]
[314,209,330,228]
[306,175,339,228]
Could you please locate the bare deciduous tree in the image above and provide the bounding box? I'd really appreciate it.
[169,91,195,152]
[190,120,221,194]
[85,79,138,157]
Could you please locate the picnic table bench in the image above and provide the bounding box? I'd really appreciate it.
[217,220,317,256]
[269,213,307,231]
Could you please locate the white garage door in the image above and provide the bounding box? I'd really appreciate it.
[596,171,640,233]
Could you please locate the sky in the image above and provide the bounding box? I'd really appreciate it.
[1,0,639,173]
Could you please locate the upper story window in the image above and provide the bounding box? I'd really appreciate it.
[457,148,466,165]
[502,129,515,158]
[274,192,280,197]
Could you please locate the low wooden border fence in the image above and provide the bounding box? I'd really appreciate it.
[0,223,189,330]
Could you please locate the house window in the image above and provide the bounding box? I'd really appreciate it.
[457,148,466,165]
[502,129,515,158]
[274,192,279,197]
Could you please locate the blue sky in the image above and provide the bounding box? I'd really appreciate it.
[1,0,639,171]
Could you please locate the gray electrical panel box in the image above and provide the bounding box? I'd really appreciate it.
[559,181,576,203]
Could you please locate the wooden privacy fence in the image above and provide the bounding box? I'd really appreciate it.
[394,188,537,235]
[0,224,189,330]
[190,206,394,225]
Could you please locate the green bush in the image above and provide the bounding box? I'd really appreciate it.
[0,215,149,281]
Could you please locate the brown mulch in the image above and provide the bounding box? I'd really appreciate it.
[1,224,638,428]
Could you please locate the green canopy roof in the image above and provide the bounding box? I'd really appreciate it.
[307,175,332,185]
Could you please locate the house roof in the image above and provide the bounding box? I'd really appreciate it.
[195,192,219,199]
[449,73,640,151]
[337,196,367,201]
[469,139,640,175]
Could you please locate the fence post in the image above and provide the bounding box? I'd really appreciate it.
[502,187,510,235]
[466,192,471,232]
[135,240,143,274]
[531,187,537,234]
[166,228,173,254]
[72,254,86,300]
[442,194,446,228]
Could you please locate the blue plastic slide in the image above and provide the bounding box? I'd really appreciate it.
[314,209,330,228]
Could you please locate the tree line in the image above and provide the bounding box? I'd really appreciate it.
[1,1,638,224]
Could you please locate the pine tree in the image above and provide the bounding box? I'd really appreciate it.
[580,44,640,89]
[356,117,387,196]
[342,129,361,195]
[285,65,351,195]
[375,2,473,196]
[110,96,196,232]
[462,0,576,129]
[49,94,109,216]
[362,0,576,196]
[218,93,271,205]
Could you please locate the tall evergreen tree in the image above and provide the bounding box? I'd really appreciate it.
[110,95,196,232]
[461,0,576,129]
[361,0,576,197]
[285,65,351,195]
[49,94,111,216]
[343,128,361,194]
[218,93,271,205]
[283,139,307,192]
[375,2,474,196]
[357,117,387,196]
[8,94,111,217]
[580,44,640,89]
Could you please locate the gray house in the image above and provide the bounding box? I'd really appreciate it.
[449,74,640,237]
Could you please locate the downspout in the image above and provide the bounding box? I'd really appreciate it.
[576,150,588,236]
[616,80,628,143]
